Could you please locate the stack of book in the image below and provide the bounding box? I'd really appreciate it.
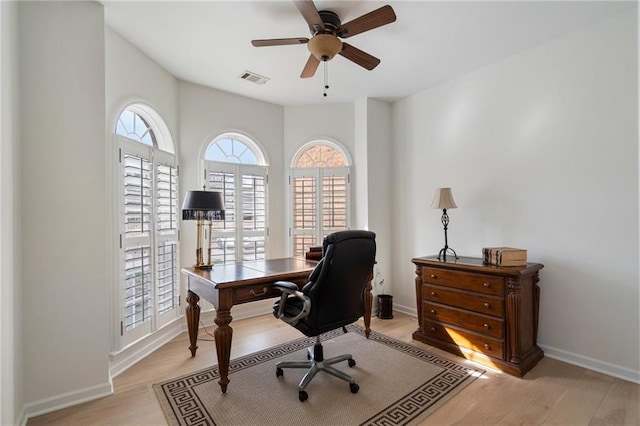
[305,246,323,261]
[482,247,527,267]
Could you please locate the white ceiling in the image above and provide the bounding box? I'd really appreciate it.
[103,1,634,106]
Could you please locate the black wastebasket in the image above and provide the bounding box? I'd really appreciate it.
[377,294,393,319]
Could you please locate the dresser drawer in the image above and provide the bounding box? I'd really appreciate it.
[423,319,504,360]
[423,301,504,339]
[422,267,503,296]
[423,284,504,317]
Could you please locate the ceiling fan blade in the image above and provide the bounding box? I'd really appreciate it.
[339,43,380,70]
[251,38,309,47]
[293,0,325,34]
[300,54,320,78]
[337,5,396,38]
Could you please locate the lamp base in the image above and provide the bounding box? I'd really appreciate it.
[194,263,214,270]
[437,247,459,262]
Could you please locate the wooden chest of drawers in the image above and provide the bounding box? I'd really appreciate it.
[412,256,544,377]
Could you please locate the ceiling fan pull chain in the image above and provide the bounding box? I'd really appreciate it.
[323,60,329,97]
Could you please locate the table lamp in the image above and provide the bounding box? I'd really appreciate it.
[431,187,458,261]
[182,188,225,270]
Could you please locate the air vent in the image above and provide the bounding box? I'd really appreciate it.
[239,71,270,85]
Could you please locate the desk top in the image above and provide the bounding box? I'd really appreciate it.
[182,257,318,289]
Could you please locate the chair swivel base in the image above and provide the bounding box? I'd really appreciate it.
[276,340,359,402]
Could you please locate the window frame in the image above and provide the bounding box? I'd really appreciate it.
[111,104,180,351]
[289,140,352,257]
[202,132,269,264]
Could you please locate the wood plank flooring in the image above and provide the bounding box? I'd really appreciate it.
[28,313,639,425]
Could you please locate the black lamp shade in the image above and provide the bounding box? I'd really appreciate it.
[182,190,225,221]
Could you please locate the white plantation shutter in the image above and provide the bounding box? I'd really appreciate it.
[117,137,180,345]
[155,152,179,328]
[121,140,154,339]
[241,170,267,261]
[205,161,268,263]
[290,167,350,257]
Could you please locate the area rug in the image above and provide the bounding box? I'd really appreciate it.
[154,325,484,426]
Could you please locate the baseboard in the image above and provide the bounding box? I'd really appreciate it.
[21,380,113,424]
[387,304,639,384]
[540,344,640,384]
[391,302,417,318]
[109,317,184,378]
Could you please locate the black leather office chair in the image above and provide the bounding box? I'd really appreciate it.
[272,230,376,402]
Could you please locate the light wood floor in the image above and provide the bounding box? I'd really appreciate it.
[28,312,639,425]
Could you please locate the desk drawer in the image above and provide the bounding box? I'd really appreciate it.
[423,301,504,339]
[234,284,281,304]
[423,319,504,360]
[423,284,504,317]
[422,267,503,296]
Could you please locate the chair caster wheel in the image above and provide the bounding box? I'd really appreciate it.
[276,367,283,377]
[348,359,356,367]
[298,390,308,402]
[350,383,359,394]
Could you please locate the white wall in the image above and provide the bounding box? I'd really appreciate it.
[364,99,393,296]
[179,82,285,259]
[1,2,22,424]
[104,25,182,375]
[105,28,179,142]
[391,11,638,381]
[19,1,111,417]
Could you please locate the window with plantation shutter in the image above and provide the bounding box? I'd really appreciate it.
[203,133,268,264]
[290,142,351,257]
[114,105,179,348]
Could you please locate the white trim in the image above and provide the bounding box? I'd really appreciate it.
[22,381,113,423]
[540,344,640,384]
[109,317,184,378]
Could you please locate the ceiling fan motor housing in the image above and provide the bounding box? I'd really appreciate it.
[318,10,341,33]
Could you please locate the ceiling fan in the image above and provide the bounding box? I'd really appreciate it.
[251,1,396,79]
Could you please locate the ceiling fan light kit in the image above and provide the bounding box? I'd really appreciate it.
[251,0,396,97]
[308,34,342,61]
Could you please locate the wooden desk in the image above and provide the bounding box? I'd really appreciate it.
[182,258,374,393]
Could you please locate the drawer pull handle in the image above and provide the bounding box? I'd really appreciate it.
[431,291,437,296]
[430,327,436,332]
[483,282,490,288]
[430,309,436,314]
[484,343,491,350]
[483,302,490,308]
[250,287,268,297]
[483,323,490,329]
[430,274,437,279]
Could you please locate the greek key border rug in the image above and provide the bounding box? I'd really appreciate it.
[154,325,484,426]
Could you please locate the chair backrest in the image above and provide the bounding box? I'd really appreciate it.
[300,230,376,335]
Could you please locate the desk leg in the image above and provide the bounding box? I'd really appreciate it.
[186,290,200,357]
[214,306,233,394]
[364,278,373,338]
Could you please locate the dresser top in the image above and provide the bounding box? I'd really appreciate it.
[412,255,543,276]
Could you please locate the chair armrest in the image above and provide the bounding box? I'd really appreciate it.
[272,280,311,325]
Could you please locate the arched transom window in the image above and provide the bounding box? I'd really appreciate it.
[203,133,268,264]
[290,141,351,257]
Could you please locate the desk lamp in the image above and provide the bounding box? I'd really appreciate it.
[182,188,225,270]
[431,187,458,261]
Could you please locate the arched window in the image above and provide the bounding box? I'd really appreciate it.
[203,133,268,264]
[290,141,351,257]
[113,104,179,347]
